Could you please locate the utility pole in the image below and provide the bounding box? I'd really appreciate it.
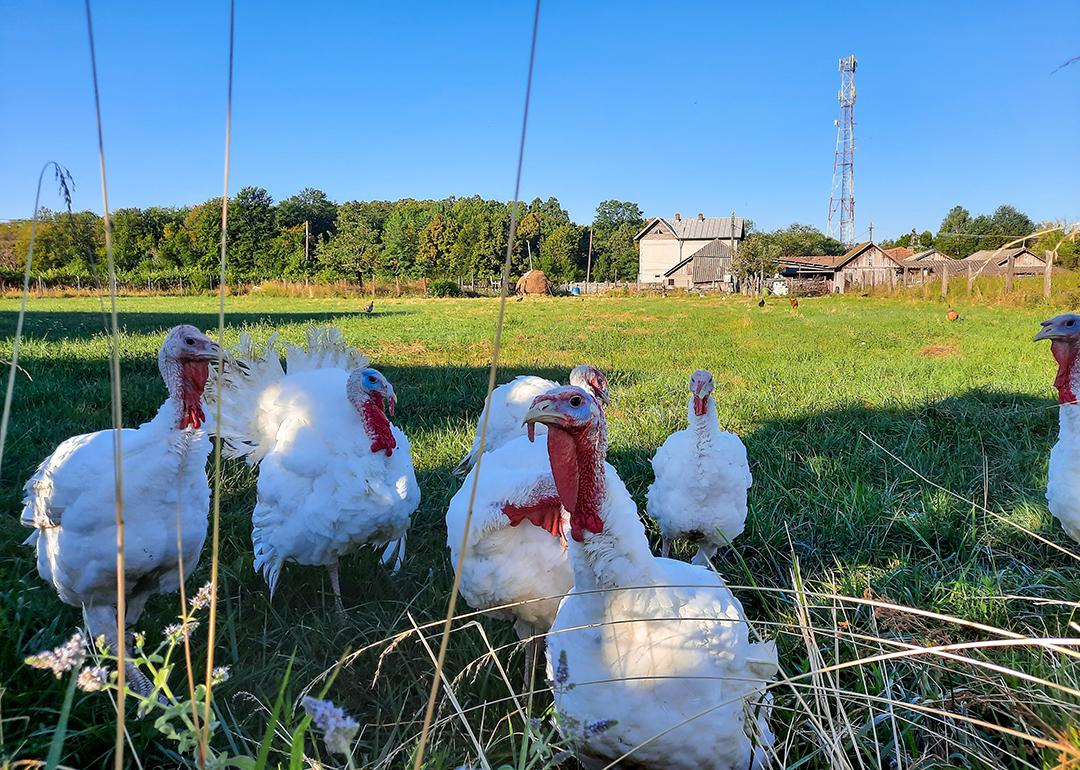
[827,55,857,246]
[868,221,874,242]
[729,211,736,290]
[585,226,593,294]
[304,220,310,276]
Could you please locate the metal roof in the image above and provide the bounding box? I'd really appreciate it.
[688,238,734,259]
[635,216,745,242]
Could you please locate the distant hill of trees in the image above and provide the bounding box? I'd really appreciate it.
[0,188,646,288]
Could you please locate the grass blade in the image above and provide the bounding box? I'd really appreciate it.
[45,669,79,770]
[254,651,295,770]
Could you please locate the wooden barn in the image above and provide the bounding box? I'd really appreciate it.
[779,242,905,293]
[963,247,1047,275]
[660,239,736,290]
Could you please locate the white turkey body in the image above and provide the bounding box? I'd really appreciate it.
[548,470,776,770]
[1033,314,1080,544]
[251,366,419,590]
[647,389,752,564]
[526,386,777,770]
[447,434,575,636]
[1047,406,1080,543]
[452,366,610,478]
[23,409,210,618]
[206,327,420,602]
[453,375,558,477]
[21,324,219,695]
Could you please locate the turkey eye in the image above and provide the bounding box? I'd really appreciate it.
[1068,320,1075,326]
[569,396,582,407]
[184,337,195,345]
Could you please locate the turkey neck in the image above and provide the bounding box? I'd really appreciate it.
[689,393,719,455]
[549,420,656,592]
[1053,340,1080,437]
[162,356,209,431]
[350,390,397,456]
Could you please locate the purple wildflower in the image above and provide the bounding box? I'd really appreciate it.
[302,696,358,756]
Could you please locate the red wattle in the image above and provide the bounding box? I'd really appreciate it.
[1052,340,1078,405]
[693,394,707,416]
[545,427,579,514]
[569,510,605,543]
[362,395,397,456]
[179,360,209,429]
[502,495,564,538]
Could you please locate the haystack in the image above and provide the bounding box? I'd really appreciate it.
[516,269,550,296]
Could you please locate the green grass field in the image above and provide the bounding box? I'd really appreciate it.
[2,293,1078,768]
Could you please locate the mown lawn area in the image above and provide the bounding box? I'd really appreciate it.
[1,292,1077,768]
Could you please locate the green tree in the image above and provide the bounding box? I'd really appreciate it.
[382,200,437,281]
[183,199,223,272]
[276,188,338,241]
[416,212,458,279]
[316,200,388,284]
[731,223,843,281]
[591,200,644,282]
[935,205,972,257]
[539,223,583,282]
[228,187,276,277]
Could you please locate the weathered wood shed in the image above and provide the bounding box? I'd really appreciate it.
[779,242,905,293]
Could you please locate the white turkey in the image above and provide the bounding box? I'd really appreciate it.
[452,365,609,477]
[205,327,420,612]
[647,370,752,565]
[22,325,221,696]
[446,368,613,682]
[524,386,777,770]
[1035,313,1080,543]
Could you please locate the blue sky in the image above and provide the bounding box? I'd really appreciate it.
[2,1,1077,240]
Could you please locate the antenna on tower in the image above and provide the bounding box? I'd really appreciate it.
[827,54,857,246]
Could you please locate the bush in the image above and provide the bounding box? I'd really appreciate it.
[428,279,463,298]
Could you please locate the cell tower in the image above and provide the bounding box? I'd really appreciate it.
[827,55,857,245]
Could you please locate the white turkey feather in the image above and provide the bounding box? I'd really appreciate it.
[238,355,418,595]
[647,395,752,562]
[1047,406,1080,543]
[549,464,775,770]
[453,375,558,477]
[446,434,575,634]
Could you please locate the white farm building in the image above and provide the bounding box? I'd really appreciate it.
[634,213,745,286]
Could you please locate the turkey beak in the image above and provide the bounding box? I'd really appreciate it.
[1034,321,1060,342]
[523,397,558,442]
[200,340,225,361]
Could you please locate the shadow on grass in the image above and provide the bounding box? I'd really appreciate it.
[0,308,412,344]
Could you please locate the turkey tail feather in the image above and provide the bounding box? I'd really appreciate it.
[283,325,368,374]
[203,332,285,463]
[452,451,475,479]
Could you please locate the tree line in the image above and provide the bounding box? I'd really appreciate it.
[880,204,1075,265]
[0,188,646,288]
[731,204,1074,281]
